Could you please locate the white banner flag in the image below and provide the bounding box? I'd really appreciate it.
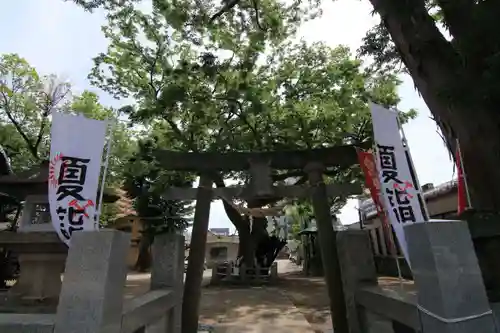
[370,103,428,264]
[48,112,107,246]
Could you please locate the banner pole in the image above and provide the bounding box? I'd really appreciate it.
[95,118,115,228]
[394,111,430,221]
[385,214,404,289]
[372,144,405,289]
[456,138,472,209]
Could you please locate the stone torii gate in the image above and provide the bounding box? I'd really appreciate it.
[154,145,365,333]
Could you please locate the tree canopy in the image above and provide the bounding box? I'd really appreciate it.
[89,1,409,166]
[123,133,195,235]
[0,53,196,232]
[85,0,415,271]
[0,53,71,171]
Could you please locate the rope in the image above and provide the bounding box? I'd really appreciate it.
[218,194,287,217]
[417,304,493,324]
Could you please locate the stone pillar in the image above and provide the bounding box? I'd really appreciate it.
[405,221,496,333]
[337,230,378,333]
[305,162,349,333]
[210,264,220,284]
[182,174,213,333]
[150,233,185,333]
[270,262,278,281]
[54,230,130,333]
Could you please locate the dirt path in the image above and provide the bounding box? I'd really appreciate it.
[124,261,413,333]
[199,286,315,333]
[123,261,334,332]
[197,260,332,333]
[276,272,332,332]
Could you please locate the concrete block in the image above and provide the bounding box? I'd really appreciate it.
[150,233,184,333]
[337,230,378,333]
[54,229,130,333]
[405,221,496,333]
[150,233,184,290]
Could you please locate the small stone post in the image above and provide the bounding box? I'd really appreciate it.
[210,264,220,285]
[405,221,497,333]
[182,174,213,333]
[149,233,185,333]
[336,230,378,333]
[305,162,349,333]
[54,230,130,333]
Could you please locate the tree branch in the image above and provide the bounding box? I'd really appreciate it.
[368,0,463,136]
[251,0,266,31]
[34,83,71,153]
[0,92,38,160]
[34,117,48,154]
[209,0,241,23]
[370,0,460,81]
[434,0,475,47]
[215,96,264,150]
[212,173,246,229]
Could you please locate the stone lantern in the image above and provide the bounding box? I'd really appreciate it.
[0,162,119,308]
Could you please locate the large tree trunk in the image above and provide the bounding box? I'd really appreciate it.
[213,176,259,267]
[234,214,270,265]
[370,0,500,301]
[456,113,500,211]
[134,233,152,272]
[369,0,500,211]
[236,217,255,266]
[213,174,299,269]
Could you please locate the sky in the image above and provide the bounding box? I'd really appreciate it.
[1,0,454,232]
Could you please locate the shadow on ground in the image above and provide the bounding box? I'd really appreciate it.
[199,285,316,332]
[275,271,332,332]
[122,264,332,332]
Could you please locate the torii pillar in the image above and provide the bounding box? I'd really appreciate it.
[182,174,213,333]
[306,162,348,333]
